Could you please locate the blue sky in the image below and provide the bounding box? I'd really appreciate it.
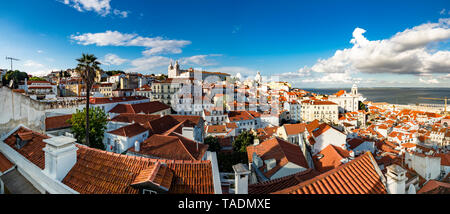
[0,0,449,88]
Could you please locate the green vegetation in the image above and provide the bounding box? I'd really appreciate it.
[69,107,108,150]
[105,70,125,76]
[2,70,28,88]
[215,131,256,172]
[204,136,221,152]
[232,130,255,153]
[28,76,47,81]
[76,53,101,147]
[359,101,367,111]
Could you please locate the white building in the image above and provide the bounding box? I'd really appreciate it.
[301,100,339,124]
[405,151,441,181]
[284,100,301,122]
[104,123,149,154]
[328,84,362,113]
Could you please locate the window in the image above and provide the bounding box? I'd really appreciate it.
[143,189,157,194]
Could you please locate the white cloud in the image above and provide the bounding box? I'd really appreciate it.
[179,54,222,66]
[71,30,191,55]
[419,77,439,84]
[310,19,450,75]
[37,50,44,54]
[274,18,450,86]
[102,53,128,65]
[126,56,170,73]
[21,60,59,76]
[62,0,128,17]
[209,66,259,77]
[440,9,446,15]
[113,9,128,18]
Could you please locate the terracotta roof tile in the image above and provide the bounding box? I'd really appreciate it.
[248,169,320,194]
[274,152,387,194]
[313,144,351,173]
[128,134,208,161]
[108,123,148,138]
[417,180,450,194]
[0,153,14,173]
[3,127,49,169]
[45,114,73,131]
[63,145,214,194]
[109,101,170,114]
[284,123,306,136]
[247,137,309,178]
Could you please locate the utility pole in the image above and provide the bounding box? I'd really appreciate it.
[5,56,20,71]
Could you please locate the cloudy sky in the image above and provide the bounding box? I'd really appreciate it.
[0,0,449,88]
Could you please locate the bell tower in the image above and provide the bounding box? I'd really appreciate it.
[351,84,358,95]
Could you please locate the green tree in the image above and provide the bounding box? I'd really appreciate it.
[2,70,28,88]
[204,136,221,152]
[28,76,46,81]
[105,70,125,76]
[232,130,255,153]
[76,53,101,147]
[358,101,367,111]
[69,107,107,150]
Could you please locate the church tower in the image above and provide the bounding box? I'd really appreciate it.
[351,84,358,95]
[168,60,180,78]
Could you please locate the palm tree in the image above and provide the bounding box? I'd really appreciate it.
[76,53,101,147]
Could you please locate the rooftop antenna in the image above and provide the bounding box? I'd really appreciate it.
[6,56,20,71]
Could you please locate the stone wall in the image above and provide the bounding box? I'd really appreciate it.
[0,86,47,135]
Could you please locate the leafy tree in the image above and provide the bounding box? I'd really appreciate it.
[204,136,221,152]
[28,76,46,81]
[232,130,255,153]
[76,53,101,147]
[359,101,367,111]
[156,74,168,80]
[105,70,125,76]
[69,107,107,150]
[2,70,28,88]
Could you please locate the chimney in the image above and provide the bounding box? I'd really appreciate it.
[385,164,407,194]
[134,140,140,152]
[182,127,194,141]
[43,136,78,181]
[253,138,260,145]
[232,163,250,194]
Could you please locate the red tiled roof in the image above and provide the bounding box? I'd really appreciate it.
[335,90,345,97]
[248,169,320,194]
[305,120,320,134]
[417,180,450,194]
[247,137,309,178]
[110,113,162,124]
[206,125,227,133]
[274,152,387,194]
[347,138,373,150]
[228,111,255,121]
[284,123,306,136]
[109,101,170,114]
[108,123,148,137]
[62,145,214,194]
[45,114,72,131]
[0,153,13,173]
[226,123,238,129]
[3,126,49,169]
[89,96,148,105]
[312,123,332,138]
[130,162,174,191]
[128,133,208,161]
[313,144,351,173]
